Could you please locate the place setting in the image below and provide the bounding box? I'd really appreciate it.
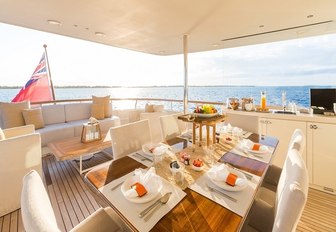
[128,142,173,167]
[229,138,274,163]
[189,162,260,217]
[99,167,186,232]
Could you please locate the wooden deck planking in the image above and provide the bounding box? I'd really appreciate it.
[1,153,336,232]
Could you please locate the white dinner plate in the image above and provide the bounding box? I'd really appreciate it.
[207,168,248,192]
[247,145,269,154]
[121,175,162,203]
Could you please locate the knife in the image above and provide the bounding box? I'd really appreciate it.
[207,184,237,202]
[135,152,153,162]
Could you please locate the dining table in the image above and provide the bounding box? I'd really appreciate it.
[85,133,279,232]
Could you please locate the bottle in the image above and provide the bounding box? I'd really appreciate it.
[261,91,267,110]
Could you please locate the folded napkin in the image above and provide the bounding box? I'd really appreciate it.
[241,139,268,152]
[152,145,169,155]
[124,167,162,198]
[207,164,247,186]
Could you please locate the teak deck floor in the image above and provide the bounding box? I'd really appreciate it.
[0,153,335,232]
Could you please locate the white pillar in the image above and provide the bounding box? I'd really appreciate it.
[183,34,189,114]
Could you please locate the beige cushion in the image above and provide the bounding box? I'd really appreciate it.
[92,96,112,118]
[21,170,60,232]
[91,103,105,120]
[0,128,5,140]
[70,208,122,232]
[0,101,30,129]
[22,108,45,129]
[145,103,154,112]
[153,104,164,112]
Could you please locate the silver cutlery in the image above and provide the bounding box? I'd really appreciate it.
[207,183,237,202]
[138,192,172,218]
[135,152,153,162]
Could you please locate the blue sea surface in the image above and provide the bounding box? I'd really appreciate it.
[1,86,335,110]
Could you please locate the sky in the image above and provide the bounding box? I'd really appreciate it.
[1,22,336,87]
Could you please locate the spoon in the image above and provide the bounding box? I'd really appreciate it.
[138,192,172,218]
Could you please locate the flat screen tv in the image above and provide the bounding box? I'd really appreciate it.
[310,88,336,110]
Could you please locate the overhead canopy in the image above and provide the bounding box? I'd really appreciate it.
[0,0,336,55]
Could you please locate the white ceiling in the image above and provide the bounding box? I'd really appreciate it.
[1,0,336,55]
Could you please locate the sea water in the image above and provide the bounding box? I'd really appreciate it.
[1,86,335,110]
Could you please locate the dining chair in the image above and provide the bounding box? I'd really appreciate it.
[262,129,305,191]
[241,143,309,232]
[159,113,190,148]
[110,119,152,160]
[21,170,131,232]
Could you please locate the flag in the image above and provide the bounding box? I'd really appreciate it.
[12,52,54,103]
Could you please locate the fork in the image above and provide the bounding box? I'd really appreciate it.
[207,183,237,202]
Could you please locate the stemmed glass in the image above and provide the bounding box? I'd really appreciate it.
[282,91,287,111]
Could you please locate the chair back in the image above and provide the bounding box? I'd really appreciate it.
[21,170,60,232]
[273,147,309,232]
[110,119,152,160]
[287,129,305,155]
[160,113,183,141]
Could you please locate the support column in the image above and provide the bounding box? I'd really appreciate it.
[183,34,189,114]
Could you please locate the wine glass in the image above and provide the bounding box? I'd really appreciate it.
[282,91,287,111]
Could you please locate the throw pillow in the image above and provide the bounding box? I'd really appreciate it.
[92,95,112,118]
[0,128,5,140]
[145,103,154,112]
[22,108,45,129]
[0,101,30,129]
[91,103,105,120]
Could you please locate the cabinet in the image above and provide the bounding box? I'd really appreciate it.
[307,122,336,193]
[259,118,307,167]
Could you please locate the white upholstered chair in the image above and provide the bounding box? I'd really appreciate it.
[241,141,309,232]
[159,113,190,148]
[0,125,42,217]
[262,129,305,191]
[21,170,131,232]
[109,119,152,160]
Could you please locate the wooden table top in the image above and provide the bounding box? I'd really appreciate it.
[85,134,278,232]
[47,133,111,161]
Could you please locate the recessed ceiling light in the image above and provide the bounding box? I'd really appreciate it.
[95,32,106,37]
[212,43,220,47]
[259,25,264,28]
[158,51,165,54]
[47,20,61,26]
[307,14,314,18]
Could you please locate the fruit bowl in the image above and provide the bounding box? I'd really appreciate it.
[192,159,204,171]
[193,104,218,115]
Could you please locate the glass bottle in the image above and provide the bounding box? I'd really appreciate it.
[261,91,267,110]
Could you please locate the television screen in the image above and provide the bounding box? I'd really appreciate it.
[310,88,336,110]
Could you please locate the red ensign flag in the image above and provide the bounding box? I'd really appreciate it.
[12,52,53,103]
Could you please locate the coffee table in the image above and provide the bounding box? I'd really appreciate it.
[48,133,112,174]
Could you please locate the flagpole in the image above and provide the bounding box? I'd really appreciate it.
[43,44,56,100]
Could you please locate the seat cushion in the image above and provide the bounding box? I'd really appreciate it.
[0,101,30,128]
[70,208,122,232]
[22,108,45,129]
[37,123,74,146]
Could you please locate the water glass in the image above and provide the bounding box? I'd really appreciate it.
[153,153,163,169]
[334,103,336,114]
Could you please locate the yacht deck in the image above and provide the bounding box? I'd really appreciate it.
[0,153,335,232]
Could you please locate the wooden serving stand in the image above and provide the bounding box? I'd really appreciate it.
[178,114,226,146]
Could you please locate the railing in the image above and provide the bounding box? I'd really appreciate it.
[32,97,226,112]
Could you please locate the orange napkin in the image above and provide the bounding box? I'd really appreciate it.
[131,182,147,197]
[226,173,238,186]
[252,143,261,151]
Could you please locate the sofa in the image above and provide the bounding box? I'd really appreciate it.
[38,103,120,154]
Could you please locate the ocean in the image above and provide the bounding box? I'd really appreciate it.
[1,86,335,110]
